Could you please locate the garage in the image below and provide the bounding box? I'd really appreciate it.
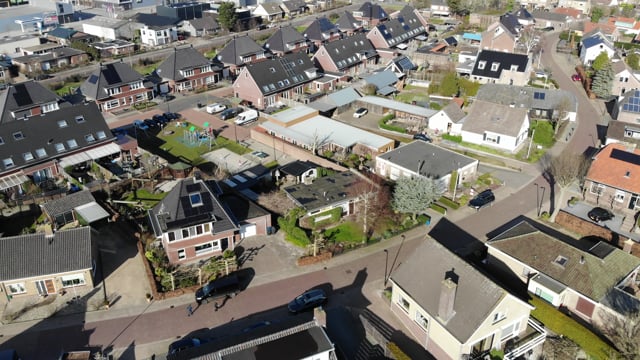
[240,223,257,239]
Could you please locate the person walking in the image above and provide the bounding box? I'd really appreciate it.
[187,304,194,317]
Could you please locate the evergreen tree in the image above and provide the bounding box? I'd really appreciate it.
[591,62,614,99]
[218,2,238,31]
[391,176,442,220]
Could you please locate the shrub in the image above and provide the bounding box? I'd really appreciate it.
[387,342,411,360]
[430,203,447,214]
[310,207,343,228]
[442,134,462,143]
[439,196,460,210]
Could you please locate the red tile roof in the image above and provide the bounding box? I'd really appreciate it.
[553,7,582,19]
[583,21,617,35]
[586,143,640,193]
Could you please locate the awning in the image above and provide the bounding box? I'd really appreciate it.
[85,142,121,160]
[58,152,92,168]
[0,172,29,190]
[377,86,397,96]
[74,201,110,223]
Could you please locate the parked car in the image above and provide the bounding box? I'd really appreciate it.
[143,119,158,128]
[168,337,202,354]
[468,189,495,210]
[133,120,149,130]
[413,133,432,142]
[195,274,241,304]
[541,26,555,32]
[163,112,179,121]
[220,107,241,120]
[353,108,368,118]
[571,74,582,81]
[288,289,327,313]
[535,71,547,79]
[588,207,614,222]
[206,103,227,114]
[152,114,169,125]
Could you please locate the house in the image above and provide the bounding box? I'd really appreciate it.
[376,141,478,192]
[531,10,571,30]
[181,16,220,37]
[147,177,270,264]
[580,31,616,66]
[312,33,377,74]
[253,3,284,22]
[280,0,308,17]
[133,13,180,47]
[303,17,341,47]
[582,22,620,42]
[427,102,467,135]
[485,219,640,328]
[217,35,269,74]
[353,2,388,28]
[512,8,535,26]
[0,80,63,122]
[80,60,154,112]
[82,16,131,41]
[461,100,530,153]
[12,46,88,74]
[0,34,41,57]
[611,89,640,124]
[91,40,135,58]
[356,96,437,126]
[583,143,640,215]
[232,52,319,109]
[46,27,97,46]
[553,7,583,20]
[155,46,221,93]
[264,26,308,56]
[607,16,640,35]
[611,61,640,98]
[384,55,417,77]
[0,227,95,306]
[283,171,359,218]
[475,83,578,122]
[41,190,110,230]
[390,238,544,360]
[334,11,363,36]
[470,50,531,86]
[479,20,519,53]
[365,6,426,52]
[558,0,591,14]
[275,160,318,184]
[309,86,362,115]
[156,1,212,20]
[430,0,450,17]
[258,105,394,157]
[165,319,335,360]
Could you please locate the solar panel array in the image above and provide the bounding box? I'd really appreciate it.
[610,148,640,165]
[622,91,640,113]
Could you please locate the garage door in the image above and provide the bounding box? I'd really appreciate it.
[240,224,257,239]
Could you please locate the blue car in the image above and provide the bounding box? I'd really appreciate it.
[133,120,149,130]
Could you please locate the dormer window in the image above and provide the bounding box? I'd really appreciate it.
[85,134,96,142]
[75,115,85,123]
[96,131,107,140]
[2,158,14,168]
[67,139,78,149]
[107,87,121,96]
[478,61,486,70]
[23,152,34,161]
[35,148,47,158]
[554,255,568,267]
[491,62,500,71]
[129,82,142,90]
[55,143,66,153]
[58,120,68,128]
[13,131,24,141]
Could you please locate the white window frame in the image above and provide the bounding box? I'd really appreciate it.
[177,249,186,260]
[105,99,120,110]
[129,81,142,90]
[7,282,26,294]
[194,242,214,255]
[3,158,14,168]
[35,148,47,158]
[107,87,121,96]
[500,320,519,341]
[415,311,428,330]
[61,274,86,287]
[183,69,195,77]
[55,143,66,153]
[96,131,107,140]
[590,183,605,195]
[491,62,500,71]
[67,139,78,149]
[615,190,625,202]
[398,295,410,313]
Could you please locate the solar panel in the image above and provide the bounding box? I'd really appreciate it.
[624,103,630,111]
[610,148,640,165]
[588,241,615,259]
[12,83,33,107]
[103,64,123,85]
[88,75,99,84]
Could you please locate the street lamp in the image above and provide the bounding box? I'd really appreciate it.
[383,249,389,287]
[534,183,540,217]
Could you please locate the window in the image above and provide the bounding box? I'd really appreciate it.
[615,190,625,202]
[189,192,203,207]
[105,99,120,110]
[0,136,3,145]
[491,62,500,71]
[67,139,78,149]
[107,87,121,96]
[61,274,85,287]
[129,82,142,90]
[500,321,519,341]
[554,255,568,267]
[35,148,47,158]
[75,115,85,123]
[478,61,486,70]
[57,120,68,128]
[3,158,14,168]
[96,131,107,140]
[196,225,203,235]
[168,231,176,242]
[398,295,410,312]
[41,102,59,113]
[183,69,194,77]
[7,283,25,294]
[23,152,34,161]
[55,143,66,153]
[493,311,507,323]
[178,249,186,260]
[590,183,605,195]
[195,242,213,255]
[13,131,24,140]
[85,134,96,142]
[182,229,190,238]
[204,223,211,233]
[534,92,545,100]
[415,311,428,329]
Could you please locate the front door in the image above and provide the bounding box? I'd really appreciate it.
[629,194,638,210]
[35,279,55,296]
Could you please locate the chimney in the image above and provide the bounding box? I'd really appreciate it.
[580,255,585,264]
[509,102,515,108]
[623,239,635,254]
[438,277,457,322]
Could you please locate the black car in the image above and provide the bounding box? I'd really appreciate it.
[143,118,158,128]
[168,337,202,354]
[413,133,432,142]
[152,114,169,125]
[288,289,327,313]
[542,26,555,32]
[468,189,495,210]
[220,107,241,120]
[195,274,240,304]
[588,207,614,222]
[163,112,179,121]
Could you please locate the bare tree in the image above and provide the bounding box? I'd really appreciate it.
[310,130,330,156]
[257,190,295,216]
[541,152,590,221]
[518,26,539,55]
[553,96,573,135]
[599,309,640,359]
[349,174,391,244]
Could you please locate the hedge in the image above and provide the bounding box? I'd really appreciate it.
[439,196,460,210]
[430,203,447,214]
[379,113,406,133]
[442,134,462,143]
[277,216,310,247]
[310,207,343,228]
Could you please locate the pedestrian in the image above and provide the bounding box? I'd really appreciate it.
[214,302,219,312]
[187,304,193,317]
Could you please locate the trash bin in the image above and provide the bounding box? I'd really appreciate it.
[197,102,203,108]
[425,215,431,226]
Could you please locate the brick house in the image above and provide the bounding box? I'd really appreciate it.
[312,33,377,74]
[611,61,640,98]
[365,6,426,50]
[80,60,154,112]
[217,36,269,75]
[470,50,531,86]
[479,20,519,53]
[12,45,88,74]
[233,52,319,109]
[303,17,341,48]
[334,11,363,35]
[264,26,309,57]
[91,40,135,59]
[352,1,388,28]
[147,177,271,264]
[155,46,221,93]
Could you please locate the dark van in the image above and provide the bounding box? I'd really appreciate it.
[195,273,240,304]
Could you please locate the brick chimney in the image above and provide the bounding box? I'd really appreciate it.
[438,276,457,322]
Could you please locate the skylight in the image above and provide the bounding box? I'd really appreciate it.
[189,192,203,207]
[58,120,68,128]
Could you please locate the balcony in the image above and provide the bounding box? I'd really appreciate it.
[504,318,547,360]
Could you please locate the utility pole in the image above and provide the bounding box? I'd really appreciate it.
[527,128,536,160]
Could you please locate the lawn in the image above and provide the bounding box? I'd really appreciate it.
[394,90,429,104]
[323,221,365,243]
[134,62,159,75]
[123,188,167,208]
[54,82,81,96]
[529,296,617,359]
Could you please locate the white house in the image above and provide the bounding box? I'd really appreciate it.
[579,31,616,66]
[428,102,467,135]
[461,100,530,153]
[611,60,640,98]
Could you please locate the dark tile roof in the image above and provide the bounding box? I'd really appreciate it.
[80,61,147,101]
[217,36,266,66]
[279,160,315,176]
[475,83,578,112]
[0,227,93,281]
[370,7,425,48]
[244,52,319,95]
[356,2,388,20]
[441,102,466,123]
[0,81,62,122]
[281,0,307,12]
[156,46,211,81]
[41,190,97,217]
[0,102,115,176]
[391,238,510,343]
[13,47,85,64]
[471,50,529,79]
[512,8,533,22]
[185,16,219,31]
[265,26,306,54]
[377,141,476,179]
[132,13,180,30]
[335,11,361,32]
[315,33,377,70]
[283,171,358,212]
[303,17,340,42]
[218,192,270,222]
[148,178,237,236]
[606,120,640,146]
[47,27,77,39]
[499,12,521,35]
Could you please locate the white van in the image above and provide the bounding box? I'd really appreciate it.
[234,109,259,125]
